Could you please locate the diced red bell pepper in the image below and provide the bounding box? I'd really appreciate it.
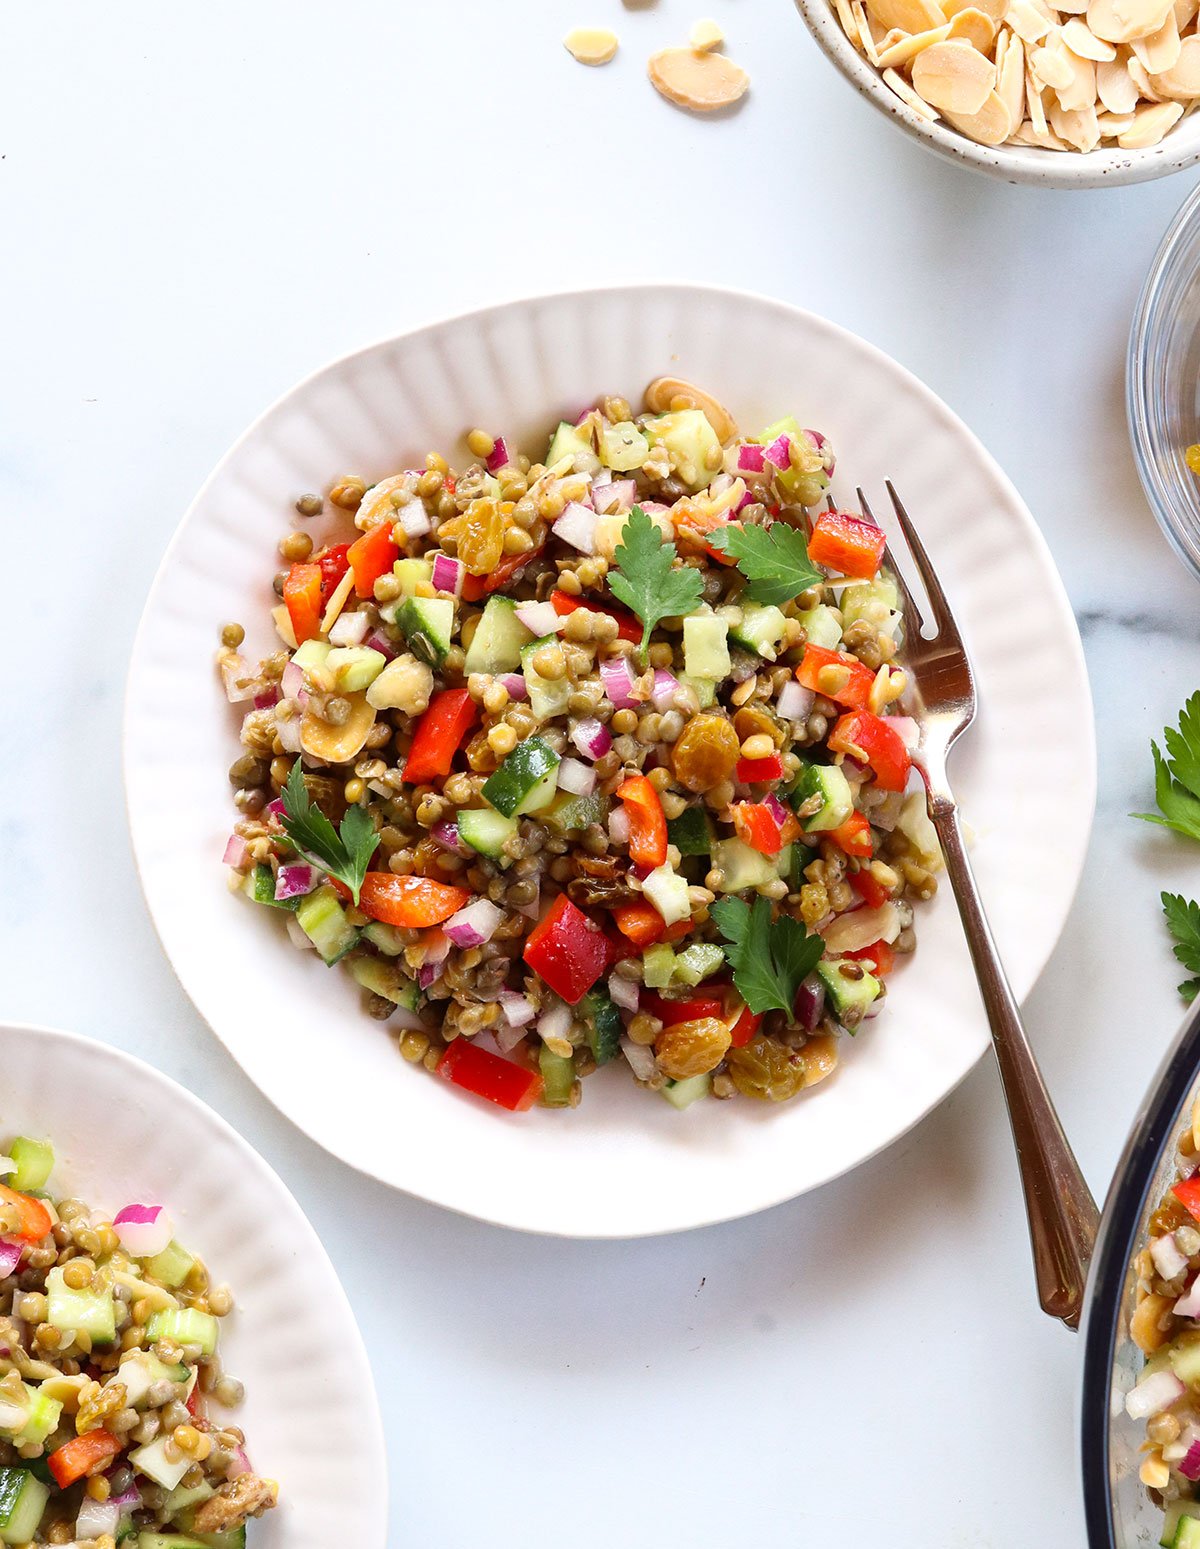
[616,774,668,869]
[549,589,642,644]
[728,1005,762,1048]
[843,940,896,977]
[643,990,726,1026]
[317,542,352,602]
[437,1039,544,1112]
[48,1429,123,1488]
[523,894,609,1005]
[796,645,876,710]
[828,810,873,859]
[461,545,544,602]
[358,873,471,928]
[1174,1177,1200,1222]
[347,520,399,599]
[402,689,477,785]
[829,711,911,792]
[808,510,887,580]
[730,801,785,856]
[0,1183,52,1243]
[282,563,324,645]
[735,753,785,785]
[849,869,888,910]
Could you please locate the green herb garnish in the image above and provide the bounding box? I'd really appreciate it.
[710,894,824,1018]
[279,762,376,905]
[1163,892,1200,1003]
[708,520,824,607]
[1133,692,1200,842]
[608,505,704,663]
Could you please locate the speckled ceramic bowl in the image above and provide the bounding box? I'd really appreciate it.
[791,0,1200,187]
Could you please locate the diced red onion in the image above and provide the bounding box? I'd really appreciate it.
[418,962,442,991]
[223,834,250,869]
[112,1204,173,1259]
[1126,1368,1185,1419]
[398,502,431,539]
[609,806,631,845]
[227,1446,253,1479]
[275,864,317,901]
[795,975,826,1032]
[104,1477,141,1510]
[593,479,636,515]
[553,501,599,555]
[1152,1232,1190,1282]
[328,610,371,647]
[498,991,537,1028]
[1182,1438,1200,1481]
[608,974,639,1012]
[431,553,464,597]
[276,715,303,754]
[764,792,790,828]
[600,655,639,709]
[570,718,612,761]
[573,405,593,426]
[281,661,306,699]
[764,434,792,470]
[486,437,511,472]
[422,929,452,966]
[639,501,670,515]
[737,443,766,473]
[651,669,679,711]
[1176,1275,1200,1319]
[443,899,502,948]
[822,903,901,954]
[76,1500,121,1539]
[220,652,257,703]
[0,1239,23,1278]
[264,797,285,819]
[286,916,316,950]
[515,600,563,637]
[804,428,835,474]
[432,820,467,855]
[622,1037,657,1081]
[499,672,527,701]
[733,487,754,513]
[253,684,281,710]
[777,680,815,722]
[538,1000,572,1047]
[364,629,397,662]
[888,716,920,754]
[557,757,596,797]
[729,653,757,683]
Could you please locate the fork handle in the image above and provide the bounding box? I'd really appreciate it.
[932,804,1099,1330]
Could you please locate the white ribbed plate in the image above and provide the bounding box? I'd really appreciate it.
[0,1023,387,1545]
[124,284,1095,1238]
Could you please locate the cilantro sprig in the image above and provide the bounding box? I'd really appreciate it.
[1133,692,1200,842]
[1163,893,1200,1004]
[279,762,377,904]
[710,894,824,1018]
[608,506,704,663]
[708,520,824,607]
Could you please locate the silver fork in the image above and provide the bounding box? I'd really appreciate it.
[856,481,1099,1330]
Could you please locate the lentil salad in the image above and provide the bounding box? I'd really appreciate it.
[218,380,942,1113]
[0,1137,276,1547]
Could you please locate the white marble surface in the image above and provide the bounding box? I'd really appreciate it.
[4,3,1200,1544]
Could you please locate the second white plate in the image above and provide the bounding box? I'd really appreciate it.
[124,283,1095,1237]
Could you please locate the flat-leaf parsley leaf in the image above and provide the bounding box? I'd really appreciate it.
[1163,891,1200,1004]
[280,762,377,904]
[608,506,704,662]
[708,520,824,607]
[1133,692,1200,843]
[710,894,825,1018]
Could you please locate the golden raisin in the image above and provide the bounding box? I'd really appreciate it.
[656,1017,732,1079]
[440,497,505,575]
[726,1034,808,1102]
[1151,1196,1194,1236]
[1187,444,1200,477]
[671,713,741,793]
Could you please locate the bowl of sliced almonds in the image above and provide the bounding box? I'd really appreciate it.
[794,0,1200,184]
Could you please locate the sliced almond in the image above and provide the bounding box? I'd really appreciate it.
[1049,95,1103,142]
[949,7,1000,45]
[1127,51,1167,92]
[1058,42,1100,106]
[1174,0,1199,32]
[948,0,1008,19]
[877,21,952,65]
[644,378,738,443]
[879,25,911,46]
[564,27,620,65]
[882,63,944,115]
[852,0,883,62]
[1062,15,1119,52]
[1011,117,1073,140]
[835,0,867,47]
[1096,106,1140,125]
[1006,0,1054,38]
[1026,65,1052,125]
[647,47,750,110]
[1031,34,1076,83]
[689,18,724,50]
[942,86,1014,136]
[1151,32,1200,92]
[1118,94,1185,135]
[868,0,949,36]
[1055,0,1091,16]
[911,38,998,108]
[998,29,1028,116]
[1088,0,1173,44]
[1097,50,1142,104]
[1131,8,1182,69]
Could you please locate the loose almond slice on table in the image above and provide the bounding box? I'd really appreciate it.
[883,64,944,116]
[1097,50,1143,105]
[868,0,949,38]
[877,23,952,67]
[1152,33,1200,95]
[912,38,998,110]
[564,27,620,64]
[1062,16,1119,54]
[647,47,750,109]
[689,18,724,50]
[949,8,1000,47]
[1088,0,1173,45]
[1049,96,1103,144]
[1131,10,1182,71]
[942,86,1014,137]
[998,30,1028,119]
[1118,95,1185,138]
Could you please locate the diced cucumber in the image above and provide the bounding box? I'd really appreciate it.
[789,763,853,833]
[679,672,716,708]
[642,944,677,989]
[7,1137,53,1193]
[1164,1505,1200,1548]
[346,954,419,1008]
[295,886,360,965]
[520,636,572,721]
[547,419,600,471]
[673,943,726,986]
[363,920,406,956]
[457,807,518,863]
[724,602,787,661]
[395,596,455,667]
[544,790,606,834]
[754,417,829,504]
[711,837,779,892]
[795,604,842,651]
[817,959,880,1030]
[46,1266,116,1344]
[538,1045,575,1107]
[162,1480,216,1517]
[146,1307,219,1357]
[244,864,300,912]
[643,864,692,927]
[143,1240,195,1289]
[683,610,731,681]
[599,421,649,471]
[840,577,899,631]
[16,1388,61,1446]
[482,737,561,819]
[131,1433,192,1490]
[118,1350,191,1409]
[643,409,721,492]
[326,645,387,692]
[291,638,331,674]
[1169,1336,1200,1387]
[463,595,533,676]
[1175,1519,1200,1549]
[667,807,714,857]
[392,556,433,596]
[663,1073,711,1110]
[0,1468,49,1545]
[583,993,622,1066]
[136,1535,215,1549]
